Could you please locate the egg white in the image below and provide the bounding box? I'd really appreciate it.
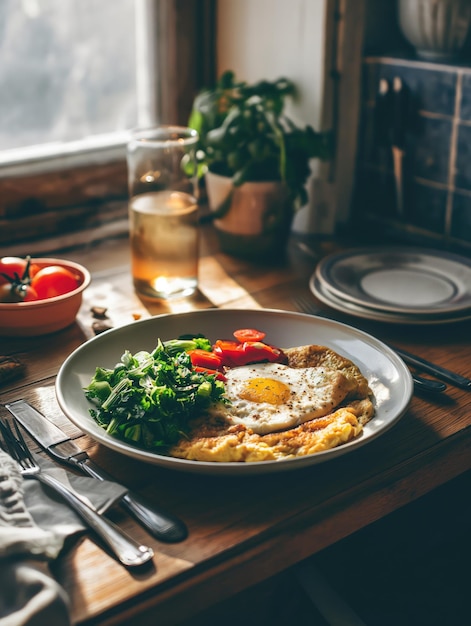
[208,361,350,434]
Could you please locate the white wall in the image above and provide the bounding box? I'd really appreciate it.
[216,0,335,233]
[217,0,327,130]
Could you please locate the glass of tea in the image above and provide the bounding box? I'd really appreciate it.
[126,126,199,300]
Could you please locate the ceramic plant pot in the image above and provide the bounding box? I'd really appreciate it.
[205,170,293,261]
[398,0,471,61]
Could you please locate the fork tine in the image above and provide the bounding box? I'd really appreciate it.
[0,419,7,447]
[11,419,35,465]
[0,419,18,459]
[0,418,33,468]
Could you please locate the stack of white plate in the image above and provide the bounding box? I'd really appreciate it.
[309,246,471,325]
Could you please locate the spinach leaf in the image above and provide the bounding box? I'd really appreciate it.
[84,337,226,451]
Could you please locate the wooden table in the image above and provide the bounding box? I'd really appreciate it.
[1,226,471,625]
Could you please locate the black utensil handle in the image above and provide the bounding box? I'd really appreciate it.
[79,457,188,542]
[395,347,471,390]
[412,374,446,394]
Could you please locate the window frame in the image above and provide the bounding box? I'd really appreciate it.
[0,0,215,254]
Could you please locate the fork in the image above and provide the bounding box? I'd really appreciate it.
[292,294,447,394]
[0,418,154,567]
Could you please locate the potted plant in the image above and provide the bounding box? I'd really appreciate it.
[188,71,331,260]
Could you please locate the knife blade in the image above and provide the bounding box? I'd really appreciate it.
[4,399,188,542]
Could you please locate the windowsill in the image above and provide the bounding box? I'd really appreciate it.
[2,218,130,258]
[0,132,130,177]
[0,158,128,251]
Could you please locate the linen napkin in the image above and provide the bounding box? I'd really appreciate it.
[0,449,128,626]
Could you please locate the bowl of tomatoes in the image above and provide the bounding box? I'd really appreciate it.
[0,256,91,337]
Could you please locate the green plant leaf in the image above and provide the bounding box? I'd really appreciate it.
[189,71,332,210]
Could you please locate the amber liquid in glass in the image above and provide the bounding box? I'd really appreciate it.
[129,190,199,299]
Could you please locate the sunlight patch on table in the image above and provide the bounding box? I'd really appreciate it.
[198,257,261,309]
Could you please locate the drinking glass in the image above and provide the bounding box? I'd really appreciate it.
[127,126,199,300]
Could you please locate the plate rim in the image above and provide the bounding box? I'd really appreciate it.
[55,308,414,475]
[310,274,471,325]
[315,246,471,316]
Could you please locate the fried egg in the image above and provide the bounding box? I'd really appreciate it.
[169,345,374,463]
[207,361,355,434]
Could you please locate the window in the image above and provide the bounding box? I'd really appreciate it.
[0,0,215,254]
[0,0,137,157]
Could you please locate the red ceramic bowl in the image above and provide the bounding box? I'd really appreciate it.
[0,258,91,337]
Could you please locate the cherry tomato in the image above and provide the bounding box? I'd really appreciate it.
[0,257,26,285]
[0,282,38,303]
[188,349,223,370]
[233,328,266,343]
[28,263,40,279]
[0,256,40,285]
[31,266,79,299]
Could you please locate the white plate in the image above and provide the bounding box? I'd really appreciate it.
[310,275,471,325]
[56,308,413,475]
[316,247,471,316]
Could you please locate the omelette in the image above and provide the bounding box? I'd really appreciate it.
[169,344,374,462]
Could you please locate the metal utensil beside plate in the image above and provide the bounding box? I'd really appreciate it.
[392,348,471,390]
[4,399,188,542]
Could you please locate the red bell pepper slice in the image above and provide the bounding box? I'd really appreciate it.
[240,341,288,365]
[188,348,223,370]
[213,339,287,368]
[212,340,246,367]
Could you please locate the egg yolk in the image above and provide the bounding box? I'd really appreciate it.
[239,377,291,405]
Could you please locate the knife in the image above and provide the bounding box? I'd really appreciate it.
[4,399,188,542]
[392,347,471,390]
